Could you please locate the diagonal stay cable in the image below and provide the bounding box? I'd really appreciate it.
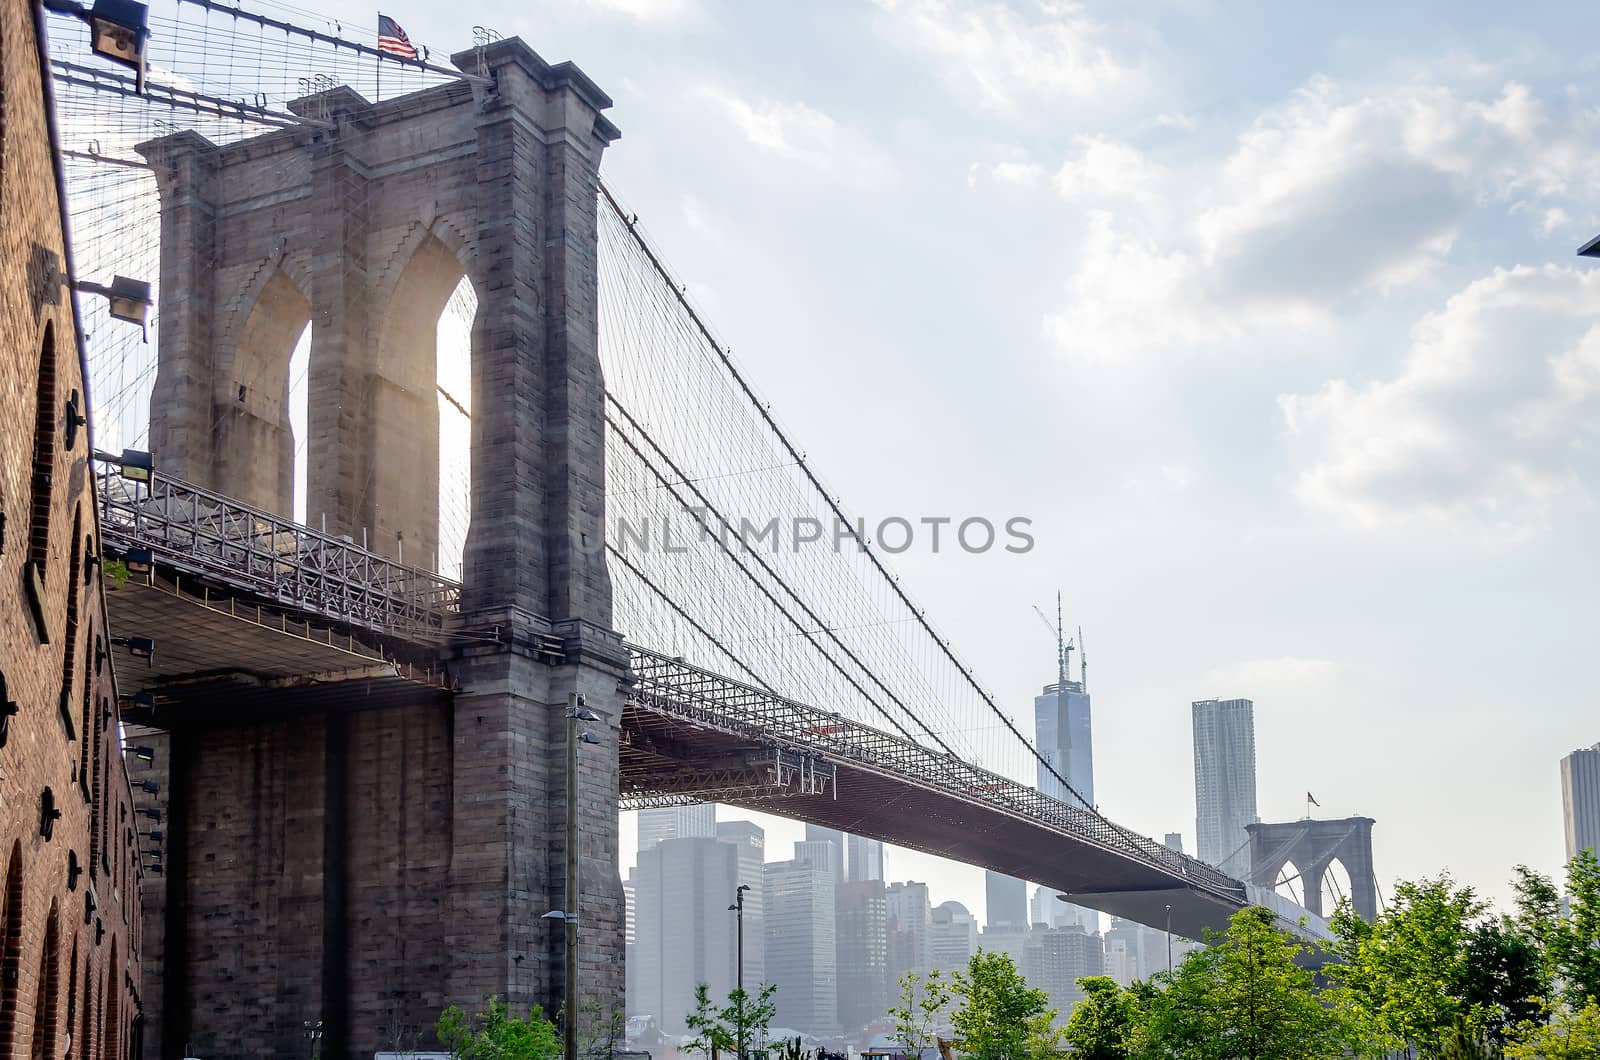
[598,180,1095,813]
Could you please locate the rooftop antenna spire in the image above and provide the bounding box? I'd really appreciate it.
[1056,591,1072,695]
[1078,625,1087,690]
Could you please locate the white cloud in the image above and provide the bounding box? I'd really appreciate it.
[1040,78,1600,363]
[967,158,1045,190]
[1204,657,1340,694]
[697,86,894,187]
[582,0,694,21]
[1280,265,1600,531]
[873,0,1136,113]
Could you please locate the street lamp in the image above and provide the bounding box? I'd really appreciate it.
[1165,904,1173,974]
[75,276,153,334]
[41,0,151,92]
[560,693,600,1060]
[729,883,751,1060]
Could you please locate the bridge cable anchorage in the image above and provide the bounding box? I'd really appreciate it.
[605,398,956,755]
[597,182,1099,815]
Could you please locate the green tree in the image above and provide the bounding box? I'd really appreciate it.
[1062,976,1138,1060]
[1549,848,1600,1007]
[1461,920,1546,1046]
[1146,906,1342,1060]
[948,951,1059,1060]
[888,969,950,1057]
[1329,876,1488,1057]
[684,983,733,1060]
[1504,1000,1600,1059]
[436,997,562,1060]
[721,984,777,1060]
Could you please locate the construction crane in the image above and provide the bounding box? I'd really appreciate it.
[1031,592,1073,693]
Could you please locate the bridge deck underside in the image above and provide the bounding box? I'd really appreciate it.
[105,573,451,726]
[620,703,1243,940]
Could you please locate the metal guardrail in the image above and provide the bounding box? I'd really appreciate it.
[628,646,1247,903]
[95,461,462,641]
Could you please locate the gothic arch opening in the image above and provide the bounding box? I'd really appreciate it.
[369,233,477,576]
[1321,858,1354,913]
[223,270,311,516]
[1273,859,1304,907]
[1,842,23,1054]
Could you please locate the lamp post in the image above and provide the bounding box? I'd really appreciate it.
[729,883,751,1060]
[1165,904,1173,974]
[562,693,599,1060]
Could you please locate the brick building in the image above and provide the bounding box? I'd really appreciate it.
[0,0,145,1056]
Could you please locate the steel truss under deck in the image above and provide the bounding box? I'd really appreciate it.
[627,646,1243,904]
[96,461,461,642]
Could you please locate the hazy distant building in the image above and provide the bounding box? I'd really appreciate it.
[1562,743,1600,863]
[1036,676,1094,808]
[1037,664,1098,930]
[638,804,715,853]
[847,834,885,882]
[1025,925,1104,1017]
[983,871,1028,931]
[1164,833,1184,854]
[801,824,846,883]
[1105,916,1173,982]
[836,880,890,1033]
[929,900,979,974]
[1193,698,1258,877]
[886,881,931,987]
[1029,885,1068,929]
[765,855,838,1035]
[624,869,638,1014]
[634,837,740,1033]
[718,819,766,988]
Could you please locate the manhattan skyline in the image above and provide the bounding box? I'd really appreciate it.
[264,0,1599,921]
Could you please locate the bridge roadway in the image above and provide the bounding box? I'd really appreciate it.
[96,461,1327,944]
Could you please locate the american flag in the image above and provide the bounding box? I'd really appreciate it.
[377,14,418,60]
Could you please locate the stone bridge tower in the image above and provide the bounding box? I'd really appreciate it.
[1246,816,1378,921]
[133,39,627,1060]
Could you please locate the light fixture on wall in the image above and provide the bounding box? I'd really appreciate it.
[74,276,153,336]
[111,635,155,664]
[42,0,151,93]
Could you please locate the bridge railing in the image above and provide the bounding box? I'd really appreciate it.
[628,647,1244,901]
[95,461,462,641]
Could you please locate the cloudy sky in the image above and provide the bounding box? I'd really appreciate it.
[304,0,1600,919]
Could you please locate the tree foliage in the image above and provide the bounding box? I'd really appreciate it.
[436,997,561,1060]
[684,983,732,1060]
[949,951,1060,1060]
[724,984,779,1060]
[1328,875,1489,1057]
[1549,848,1600,1008]
[888,969,950,1057]
[1145,906,1343,1060]
[1505,1000,1600,1059]
[1062,976,1140,1060]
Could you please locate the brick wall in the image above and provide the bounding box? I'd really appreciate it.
[0,0,144,1057]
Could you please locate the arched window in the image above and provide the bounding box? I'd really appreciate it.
[59,506,82,724]
[1,842,25,1055]
[28,322,58,581]
[28,902,59,1060]
[101,939,119,1060]
[77,951,91,1060]
[64,937,77,1058]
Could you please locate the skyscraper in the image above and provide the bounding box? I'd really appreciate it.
[846,834,885,882]
[632,837,741,1033]
[1035,677,1094,808]
[1193,698,1259,877]
[637,803,716,853]
[1562,743,1600,862]
[985,871,1028,931]
[802,823,846,883]
[1025,924,1105,1016]
[928,900,978,974]
[765,856,838,1035]
[836,880,890,1033]
[885,881,931,987]
[718,819,766,989]
[1164,833,1184,854]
